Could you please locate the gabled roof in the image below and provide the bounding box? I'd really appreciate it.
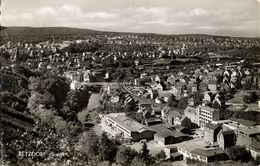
[151,124,187,138]
[168,110,182,118]
[204,123,221,131]
[162,105,171,115]
[184,106,196,114]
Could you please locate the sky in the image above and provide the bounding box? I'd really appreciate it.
[1,0,260,37]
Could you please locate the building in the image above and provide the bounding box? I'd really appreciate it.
[110,89,120,103]
[235,125,260,148]
[189,148,226,163]
[217,129,236,150]
[161,105,172,121]
[64,70,83,82]
[204,91,213,103]
[176,139,226,163]
[164,146,183,160]
[184,106,197,124]
[148,89,159,99]
[167,111,192,128]
[100,113,155,142]
[208,80,218,92]
[106,84,120,95]
[249,140,260,159]
[197,105,220,127]
[204,123,222,146]
[151,124,188,145]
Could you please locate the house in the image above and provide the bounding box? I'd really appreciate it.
[155,75,161,82]
[189,148,226,163]
[167,75,176,85]
[161,105,172,121]
[204,123,222,146]
[148,89,159,99]
[158,90,173,102]
[100,113,155,142]
[152,82,163,91]
[135,77,152,87]
[208,80,218,92]
[166,111,181,125]
[151,124,188,145]
[190,83,198,93]
[217,129,236,150]
[199,81,208,92]
[204,91,214,103]
[139,103,152,112]
[123,94,135,107]
[197,105,220,127]
[64,70,83,82]
[171,81,186,99]
[164,146,183,160]
[184,106,197,124]
[106,84,120,95]
[110,89,120,103]
[144,117,162,126]
[175,116,192,128]
[82,70,90,82]
[249,139,260,159]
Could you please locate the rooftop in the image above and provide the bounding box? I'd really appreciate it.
[204,123,221,130]
[150,124,187,138]
[198,105,219,112]
[191,148,225,157]
[230,118,258,127]
[184,106,196,114]
[107,113,152,133]
[237,125,260,135]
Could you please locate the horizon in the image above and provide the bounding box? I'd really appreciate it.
[1,0,260,37]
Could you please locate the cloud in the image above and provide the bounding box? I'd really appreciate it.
[85,12,118,19]
[1,1,259,37]
[36,7,57,16]
[190,8,207,16]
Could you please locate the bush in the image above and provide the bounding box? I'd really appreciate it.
[227,146,252,162]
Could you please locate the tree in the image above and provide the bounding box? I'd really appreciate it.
[60,88,91,121]
[167,95,178,107]
[29,74,70,110]
[98,132,118,162]
[177,97,189,109]
[193,92,204,107]
[155,150,167,161]
[116,146,138,166]
[77,130,99,160]
[28,92,55,110]
[227,146,252,162]
[139,142,151,164]
[124,101,138,112]
[131,156,146,166]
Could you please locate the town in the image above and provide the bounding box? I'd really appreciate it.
[0,25,260,166]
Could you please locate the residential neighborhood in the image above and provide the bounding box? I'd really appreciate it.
[0,0,260,165]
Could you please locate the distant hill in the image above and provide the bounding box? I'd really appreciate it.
[0,26,109,43]
[1,26,105,36]
[0,26,259,43]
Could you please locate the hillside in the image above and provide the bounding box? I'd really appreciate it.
[0,26,107,43]
[0,26,259,44]
[0,26,105,36]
